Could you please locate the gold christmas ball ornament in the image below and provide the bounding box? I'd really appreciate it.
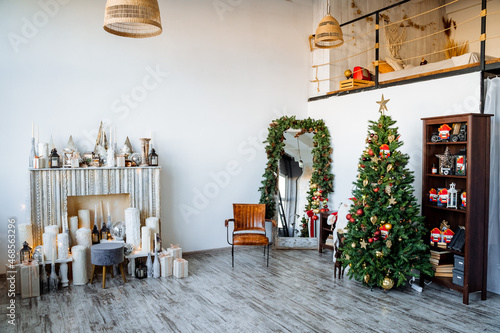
[384,223,392,230]
[387,164,393,172]
[398,237,402,241]
[313,209,320,214]
[382,276,394,290]
[375,251,383,258]
[344,69,353,79]
[364,274,370,283]
[351,242,357,248]
[313,191,321,197]
[310,183,318,189]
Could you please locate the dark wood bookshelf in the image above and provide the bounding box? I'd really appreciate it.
[318,212,334,253]
[421,113,492,305]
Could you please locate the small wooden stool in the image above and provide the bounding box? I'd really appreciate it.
[90,243,127,289]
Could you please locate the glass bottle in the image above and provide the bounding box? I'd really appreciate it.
[146,252,153,278]
[100,223,108,241]
[92,217,100,244]
[153,250,160,278]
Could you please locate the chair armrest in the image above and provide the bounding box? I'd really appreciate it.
[225,218,234,227]
[265,219,276,227]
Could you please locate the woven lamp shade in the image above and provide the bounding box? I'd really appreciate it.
[104,0,162,38]
[315,13,343,49]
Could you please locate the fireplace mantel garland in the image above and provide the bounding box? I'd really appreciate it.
[29,166,161,247]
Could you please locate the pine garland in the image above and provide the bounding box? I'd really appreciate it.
[258,116,334,236]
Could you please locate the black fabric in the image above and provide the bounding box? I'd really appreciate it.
[448,227,465,252]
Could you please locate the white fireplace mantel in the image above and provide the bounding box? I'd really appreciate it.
[29,166,161,247]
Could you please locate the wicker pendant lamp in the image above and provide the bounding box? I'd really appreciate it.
[315,0,343,48]
[104,0,162,38]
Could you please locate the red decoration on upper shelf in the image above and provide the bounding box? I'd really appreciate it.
[438,188,448,206]
[429,188,438,204]
[438,124,452,140]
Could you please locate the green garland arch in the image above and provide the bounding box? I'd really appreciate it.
[258,116,334,236]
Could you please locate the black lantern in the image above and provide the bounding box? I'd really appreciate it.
[155,233,162,253]
[20,241,32,263]
[135,259,147,279]
[149,148,158,166]
[49,149,61,168]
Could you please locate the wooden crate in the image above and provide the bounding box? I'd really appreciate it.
[339,79,373,90]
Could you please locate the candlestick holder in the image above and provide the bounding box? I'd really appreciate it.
[139,138,151,167]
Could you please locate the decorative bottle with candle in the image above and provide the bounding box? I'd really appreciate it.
[100,222,109,241]
[92,214,100,244]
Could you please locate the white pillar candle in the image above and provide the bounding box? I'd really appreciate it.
[57,233,69,260]
[38,143,48,158]
[146,217,160,236]
[18,223,33,249]
[125,208,141,251]
[69,216,79,246]
[141,226,151,253]
[71,245,88,285]
[43,233,56,261]
[45,225,59,235]
[78,210,90,229]
[76,228,92,280]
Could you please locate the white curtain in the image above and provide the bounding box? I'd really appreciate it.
[485,77,500,295]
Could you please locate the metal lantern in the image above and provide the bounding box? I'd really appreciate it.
[20,241,32,263]
[149,148,158,166]
[447,183,458,209]
[49,148,61,168]
[135,259,147,279]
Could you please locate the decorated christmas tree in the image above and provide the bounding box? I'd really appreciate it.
[340,95,434,289]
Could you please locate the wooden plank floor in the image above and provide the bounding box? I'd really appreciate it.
[1,248,500,333]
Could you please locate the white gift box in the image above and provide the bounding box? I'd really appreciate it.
[173,258,188,278]
[159,253,173,277]
[167,246,182,260]
[21,263,40,298]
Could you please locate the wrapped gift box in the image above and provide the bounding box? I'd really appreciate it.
[167,245,182,260]
[159,253,173,277]
[173,258,188,278]
[21,263,40,298]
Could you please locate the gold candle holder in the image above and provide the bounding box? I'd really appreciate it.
[139,138,151,167]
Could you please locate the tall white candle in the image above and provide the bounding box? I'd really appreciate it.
[45,225,59,235]
[76,228,92,280]
[95,204,98,228]
[78,210,90,229]
[100,201,104,229]
[57,233,69,260]
[125,208,141,251]
[142,226,151,253]
[69,216,79,246]
[52,247,55,264]
[43,233,56,261]
[18,223,33,249]
[146,217,160,236]
[71,245,87,285]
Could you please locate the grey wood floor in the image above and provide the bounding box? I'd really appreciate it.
[1,248,500,333]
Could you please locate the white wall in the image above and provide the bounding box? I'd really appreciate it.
[446,0,500,57]
[0,0,313,273]
[308,72,481,210]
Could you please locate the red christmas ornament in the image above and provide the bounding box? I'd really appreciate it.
[368,238,374,243]
[312,215,318,221]
[374,187,379,193]
[324,198,329,202]
[374,230,381,237]
[368,149,374,156]
[349,217,355,223]
[373,237,379,241]
[356,208,364,216]
[346,213,352,220]
[360,164,365,168]
[320,209,326,213]
[306,210,314,217]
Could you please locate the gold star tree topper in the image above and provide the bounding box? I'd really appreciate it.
[377,94,390,115]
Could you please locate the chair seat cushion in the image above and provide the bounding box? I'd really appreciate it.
[91,243,124,266]
[233,233,269,246]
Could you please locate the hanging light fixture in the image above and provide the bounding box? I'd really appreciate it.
[104,0,162,38]
[314,0,343,49]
